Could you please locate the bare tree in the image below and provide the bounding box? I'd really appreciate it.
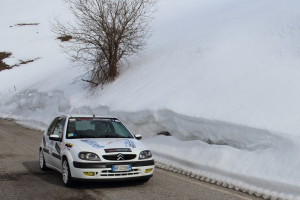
[52,0,157,87]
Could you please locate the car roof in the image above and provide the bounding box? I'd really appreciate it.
[57,114,117,119]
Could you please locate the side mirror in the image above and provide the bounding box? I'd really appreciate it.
[49,134,61,141]
[135,134,142,140]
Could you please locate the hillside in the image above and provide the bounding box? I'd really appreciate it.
[1,0,300,199]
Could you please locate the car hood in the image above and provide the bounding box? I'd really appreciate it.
[68,138,147,153]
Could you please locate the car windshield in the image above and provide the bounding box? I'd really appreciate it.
[66,118,134,139]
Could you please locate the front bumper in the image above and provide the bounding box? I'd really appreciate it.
[70,160,155,179]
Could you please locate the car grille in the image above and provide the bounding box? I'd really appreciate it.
[104,148,131,153]
[103,154,136,161]
[100,169,140,177]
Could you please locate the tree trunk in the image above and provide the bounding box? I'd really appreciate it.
[108,62,118,81]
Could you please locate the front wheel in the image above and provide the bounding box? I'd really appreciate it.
[62,159,73,187]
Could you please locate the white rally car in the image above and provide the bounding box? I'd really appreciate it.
[39,115,154,186]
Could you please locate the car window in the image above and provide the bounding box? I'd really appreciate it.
[75,120,95,131]
[112,122,132,137]
[52,118,66,138]
[47,118,59,136]
[66,118,133,139]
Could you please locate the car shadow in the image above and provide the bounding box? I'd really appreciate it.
[22,161,149,189]
[72,178,149,189]
[22,161,65,186]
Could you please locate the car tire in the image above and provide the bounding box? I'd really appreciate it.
[62,158,73,187]
[39,149,48,170]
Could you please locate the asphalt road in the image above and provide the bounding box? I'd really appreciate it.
[0,119,262,200]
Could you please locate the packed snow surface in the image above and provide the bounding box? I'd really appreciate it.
[1,0,300,199]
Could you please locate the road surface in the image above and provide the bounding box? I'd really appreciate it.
[0,119,261,200]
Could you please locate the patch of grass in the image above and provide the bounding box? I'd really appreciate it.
[57,35,72,42]
[0,52,40,72]
[10,23,40,27]
[0,52,12,71]
[20,59,36,65]
[0,52,12,60]
[12,58,40,67]
[16,23,39,26]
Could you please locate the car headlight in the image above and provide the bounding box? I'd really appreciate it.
[139,150,152,160]
[78,152,101,161]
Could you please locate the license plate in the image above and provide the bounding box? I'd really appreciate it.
[112,165,132,172]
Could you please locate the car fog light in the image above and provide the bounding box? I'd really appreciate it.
[145,168,153,173]
[83,172,95,176]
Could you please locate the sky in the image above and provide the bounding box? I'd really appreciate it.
[1,0,300,199]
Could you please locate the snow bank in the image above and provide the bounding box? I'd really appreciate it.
[1,90,70,126]
[3,88,300,199]
[93,0,300,136]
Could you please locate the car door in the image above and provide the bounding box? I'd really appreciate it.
[43,117,59,167]
[49,117,67,171]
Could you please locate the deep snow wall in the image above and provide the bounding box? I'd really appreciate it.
[2,89,300,199]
